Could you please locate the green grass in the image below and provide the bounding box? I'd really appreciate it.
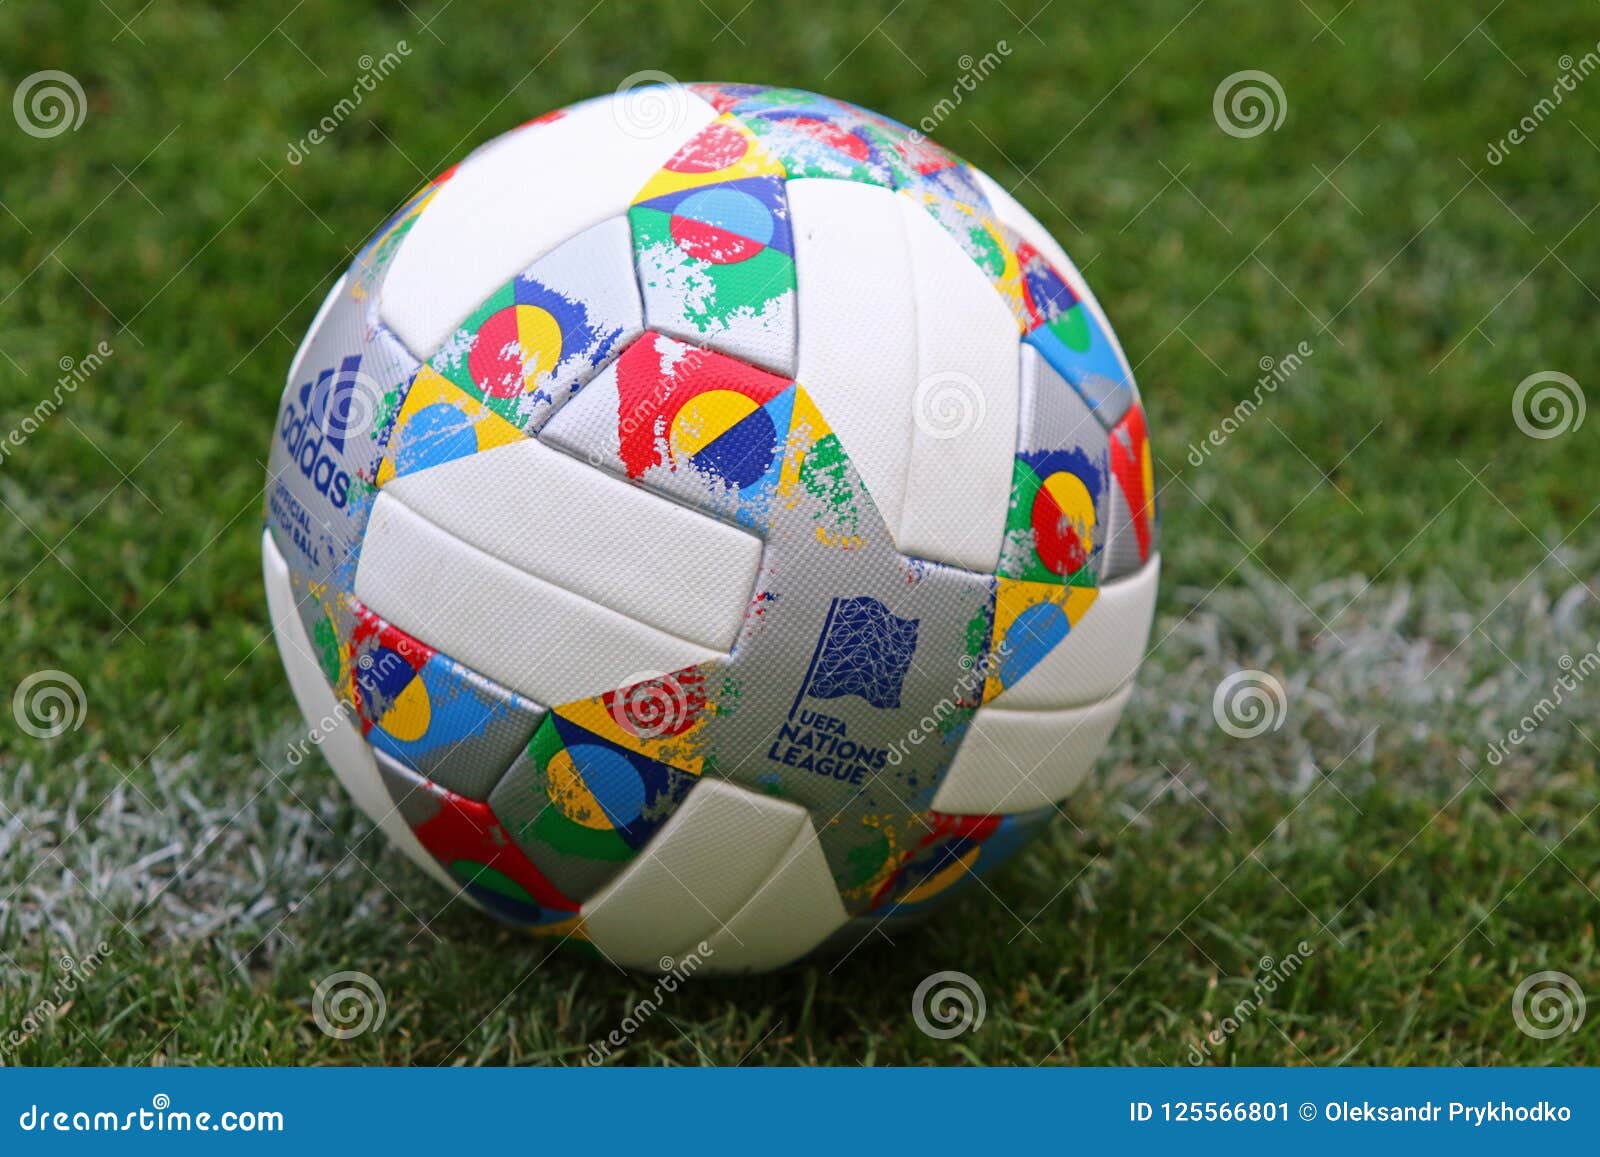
[2,0,1597,1065]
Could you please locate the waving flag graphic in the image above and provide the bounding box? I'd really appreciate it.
[792,596,920,715]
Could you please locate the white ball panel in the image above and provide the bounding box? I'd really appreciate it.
[379,91,720,358]
[353,494,723,706]
[698,823,848,972]
[994,556,1159,710]
[789,178,917,535]
[381,438,762,652]
[932,682,1133,813]
[262,529,459,891]
[895,195,1019,573]
[582,778,808,970]
[535,354,624,466]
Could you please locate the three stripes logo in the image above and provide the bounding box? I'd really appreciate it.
[277,355,375,510]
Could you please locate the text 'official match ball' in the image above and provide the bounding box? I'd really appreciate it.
[263,82,1159,973]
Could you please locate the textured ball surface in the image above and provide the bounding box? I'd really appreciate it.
[263,83,1159,973]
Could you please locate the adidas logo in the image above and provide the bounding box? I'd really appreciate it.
[277,354,364,510]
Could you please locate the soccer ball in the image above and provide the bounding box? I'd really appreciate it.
[263,82,1158,973]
